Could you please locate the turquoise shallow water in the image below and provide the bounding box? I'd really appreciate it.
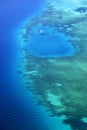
[0,0,71,130]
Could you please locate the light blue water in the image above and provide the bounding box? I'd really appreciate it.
[27,25,76,57]
[0,1,71,130]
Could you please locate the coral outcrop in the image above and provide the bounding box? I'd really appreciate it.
[17,2,87,130]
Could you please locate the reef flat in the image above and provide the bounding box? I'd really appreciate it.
[18,2,87,130]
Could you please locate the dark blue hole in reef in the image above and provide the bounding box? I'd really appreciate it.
[27,25,77,58]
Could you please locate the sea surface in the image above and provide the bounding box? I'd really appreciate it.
[0,0,71,130]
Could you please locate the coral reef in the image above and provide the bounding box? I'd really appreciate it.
[18,3,87,130]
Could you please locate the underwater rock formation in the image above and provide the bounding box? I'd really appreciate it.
[75,7,87,13]
[18,2,87,130]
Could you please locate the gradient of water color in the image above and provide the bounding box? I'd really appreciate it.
[0,0,71,130]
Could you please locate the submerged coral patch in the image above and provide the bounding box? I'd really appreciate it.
[18,2,87,130]
[27,25,77,58]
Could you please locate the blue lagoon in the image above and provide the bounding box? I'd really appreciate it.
[27,25,77,57]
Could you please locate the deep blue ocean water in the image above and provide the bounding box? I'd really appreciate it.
[0,0,71,130]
